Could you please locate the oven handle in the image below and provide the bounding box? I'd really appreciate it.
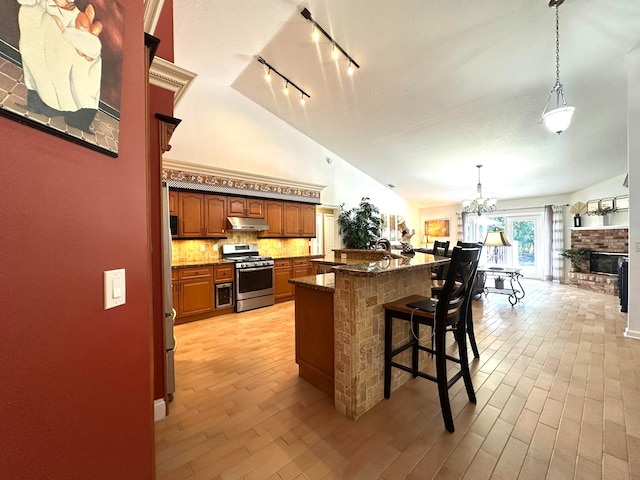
[237,265,274,273]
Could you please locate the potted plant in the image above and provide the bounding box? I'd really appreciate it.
[494,276,505,289]
[337,197,383,249]
[561,248,591,272]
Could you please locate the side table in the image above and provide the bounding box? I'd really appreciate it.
[477,267,525,306]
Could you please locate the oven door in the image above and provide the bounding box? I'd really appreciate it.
[235,265,274,300]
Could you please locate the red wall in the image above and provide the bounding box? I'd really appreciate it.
[0,3,154,478]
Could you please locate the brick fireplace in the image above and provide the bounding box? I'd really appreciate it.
[568,227,628,295]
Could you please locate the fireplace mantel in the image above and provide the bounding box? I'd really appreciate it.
[569,225,628,231]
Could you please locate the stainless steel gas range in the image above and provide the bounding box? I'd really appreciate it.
[222,243,275,312]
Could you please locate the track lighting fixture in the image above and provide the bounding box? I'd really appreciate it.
[257,56,310,105]
[301,8,360,75]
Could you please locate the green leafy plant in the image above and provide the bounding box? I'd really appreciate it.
[560,248,591,271]
[337,197,383,249]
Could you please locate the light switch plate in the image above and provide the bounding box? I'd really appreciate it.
[104,268,126,309]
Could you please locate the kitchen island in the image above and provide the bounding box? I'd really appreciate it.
[290,251,449,420]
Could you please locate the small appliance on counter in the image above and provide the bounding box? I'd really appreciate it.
[222,244,275,312]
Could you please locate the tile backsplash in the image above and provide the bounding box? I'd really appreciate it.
[171,232,311,264]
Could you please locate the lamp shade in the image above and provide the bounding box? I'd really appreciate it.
[484,231,511,247]
[542,106,575,134]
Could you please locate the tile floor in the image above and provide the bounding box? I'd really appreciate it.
[155,280,639,479]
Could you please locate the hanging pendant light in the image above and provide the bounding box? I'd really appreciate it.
[539,0,574,134]
[462,165,497,216]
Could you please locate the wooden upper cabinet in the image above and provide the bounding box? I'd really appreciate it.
[283,202,316,237]
[227,197,265,218]
[227,197,246,217]
[284,203,301,237]
[259,200,284,237]
[177,191,227,238]
[178,192,205,237]
[246,198,265,218]
[300,204,316,237]
[203,195,227,237]
[168,190,178,216]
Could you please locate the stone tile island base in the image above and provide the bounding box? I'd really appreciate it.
[295,250,449,420]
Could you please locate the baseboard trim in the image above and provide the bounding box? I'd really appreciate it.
[154,398,166,422]
[624,327,640,340]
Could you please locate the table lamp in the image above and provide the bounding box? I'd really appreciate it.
[484,231,511,264]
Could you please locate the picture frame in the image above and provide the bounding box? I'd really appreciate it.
[427,219,450,238]
[599,197,615,213]
[586,200,599,215]
[0,0,124,157]
[615,195,629,211]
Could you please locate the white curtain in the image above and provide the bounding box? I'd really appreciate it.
[543,205,564,281]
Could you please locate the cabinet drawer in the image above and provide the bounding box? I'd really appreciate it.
[214,264,234,283]
[293,258,309,267]
[178,266,213,279]
[274,259,292,269]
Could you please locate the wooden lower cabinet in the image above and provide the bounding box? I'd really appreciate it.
[174,266,214,323]
[274,259,293,300]
[294,285,334,396]
[292,258,310,279]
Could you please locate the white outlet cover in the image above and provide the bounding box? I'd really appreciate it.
[104,268,126,309]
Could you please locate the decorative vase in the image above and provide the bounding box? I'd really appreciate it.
[573,214,581,227]
[602,214,610,226]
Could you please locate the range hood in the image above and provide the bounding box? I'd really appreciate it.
[227,217,270,231]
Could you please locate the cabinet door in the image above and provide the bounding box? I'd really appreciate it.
[179,278,214,316]
[178,192,204,237]
[284,203,301,236]
[246,198,265,218]
[300,204,316,237]
[204,194,227,237]
[227,197,246,217]
[259,200,284,237]
[274,268,293,299]
[168,190,178,216]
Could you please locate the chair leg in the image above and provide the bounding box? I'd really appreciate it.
[466,308,480,359]
[384,312,392,398]
[412,322,419,376]
[456,321,477,404]
[434,324,455,432]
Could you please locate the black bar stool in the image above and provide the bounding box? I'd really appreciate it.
[383,246,481,432]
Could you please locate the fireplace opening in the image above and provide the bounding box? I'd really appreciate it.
[590,252,627,275]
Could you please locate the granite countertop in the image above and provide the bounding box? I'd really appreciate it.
[331,251,449,277]
[172,259,234,268]
[172,253,323,268]
[288,273,335,292]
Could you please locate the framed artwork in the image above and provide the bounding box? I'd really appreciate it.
[599,197,615,213]
[586,200,599,215]
[615,195,629,211]
[0,0,124,157]
[427,219,449,238]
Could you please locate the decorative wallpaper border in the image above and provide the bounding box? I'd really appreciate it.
[163,168,322,202]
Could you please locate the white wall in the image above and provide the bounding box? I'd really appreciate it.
[626,45,640,339]
[170,83,418,240]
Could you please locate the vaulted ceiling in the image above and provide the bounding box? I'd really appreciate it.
[171,0,640,207]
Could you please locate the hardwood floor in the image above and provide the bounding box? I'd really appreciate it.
[155,280,639,479]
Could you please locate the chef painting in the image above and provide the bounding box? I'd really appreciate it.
[16,0,103,133]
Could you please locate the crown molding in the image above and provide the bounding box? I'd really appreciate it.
[162,159,326,200]
[149,57,197,108]
[143,0,165,35]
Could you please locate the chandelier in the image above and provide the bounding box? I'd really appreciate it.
[462,165,497,216]
[539,0,575,134]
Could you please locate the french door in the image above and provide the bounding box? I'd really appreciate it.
[467,213,543,279]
